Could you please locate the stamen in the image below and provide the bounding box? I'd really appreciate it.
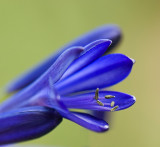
[94,88,99,100]
[96,100,104,106]
[111,101,115,107]
[93,88,105,106]
[105,95,115,99]
[110,105,119,112]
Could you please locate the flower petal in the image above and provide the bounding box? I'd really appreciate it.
[55,54,134,95]
[47,83,109,132]
[61,39,112,79]
[6,24,121,93]
[63,24,121,51]
[0,106,62,145]
[69,112,109,132]
[0,47,83,113]
[54,107,109,132]
[6,47,83,93]
[61,91,136,111]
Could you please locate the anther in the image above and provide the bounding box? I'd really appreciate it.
[94,88,99,100]
[110,105,119,112]
[96,100,104,106]
[111,101,115,107]
[94,88,105,106]
[105,95,115,99]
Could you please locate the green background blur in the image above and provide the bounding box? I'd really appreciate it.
[0,0,160,147]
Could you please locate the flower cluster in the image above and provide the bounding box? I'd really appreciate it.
[0,24,135,145]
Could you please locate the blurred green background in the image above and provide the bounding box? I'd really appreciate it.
[0,0,160,147]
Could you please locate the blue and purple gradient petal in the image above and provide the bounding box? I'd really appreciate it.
[0,24,135,145]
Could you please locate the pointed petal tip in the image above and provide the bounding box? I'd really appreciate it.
[115,94,136,111]
[129,57,136,64]
[127,94,136,108]
[83,39,112,53]
[128,95,136,107]
[121,54,135,65]
[133,95,136,102]
[96,124,109,133]
[100,38,112,44]
[93,39,112,51]
[103,39,112,46]
[108,39,112,44]
[91,120,109,133]
[131,95,136,106]
[97,39,112,45]
[101,123,109,132]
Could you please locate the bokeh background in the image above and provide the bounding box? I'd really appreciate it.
[0,0,160,147]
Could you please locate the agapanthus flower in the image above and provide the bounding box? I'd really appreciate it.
[0,24,135,145]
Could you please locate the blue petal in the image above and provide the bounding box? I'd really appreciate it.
[55,54,134,95]
[47,83,109,132]
[61,91,136,111]
[63,24,121,51]
[69,112,109,132]
[61,39,112,79]
[6,24,121,93]
[55,107,109,132]
[6,47,83,93]
[0,47,83,113]
[0,106,62,145]
[82,39,111,55]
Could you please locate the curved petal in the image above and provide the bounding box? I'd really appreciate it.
[61,39,112,79]
[69,112,109,132]
[82,39,111,54]
[55,54,135,95]
[56,108,109,132]
[47,82,109,132]
[0,47,83,113]
[63,24,121,51]
[6,47,83,93]
[6,24,121,93]
[0,106,62,145]
[61,91,136,111]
